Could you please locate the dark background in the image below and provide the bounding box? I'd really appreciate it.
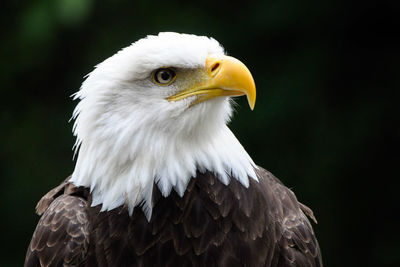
[1,0,399,266]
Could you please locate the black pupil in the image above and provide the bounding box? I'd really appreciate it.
[161,71,170,81]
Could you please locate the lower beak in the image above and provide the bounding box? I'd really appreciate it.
[167,54,256,110]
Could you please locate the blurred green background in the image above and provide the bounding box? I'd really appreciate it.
[1,0,398,266]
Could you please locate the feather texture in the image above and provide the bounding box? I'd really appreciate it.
[25,167,322,267]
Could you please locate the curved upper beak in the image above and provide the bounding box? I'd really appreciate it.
[167,54,256,110]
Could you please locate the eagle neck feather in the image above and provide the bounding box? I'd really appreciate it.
[70,122,257,220]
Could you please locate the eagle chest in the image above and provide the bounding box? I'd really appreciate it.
[85,172,274,267]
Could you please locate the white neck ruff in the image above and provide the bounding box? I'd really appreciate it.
[70,124,257,220]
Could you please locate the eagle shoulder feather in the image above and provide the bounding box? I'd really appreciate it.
[258,168,322,267]
[25,181,90,267]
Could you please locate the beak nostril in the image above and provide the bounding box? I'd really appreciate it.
[211,62,220,72]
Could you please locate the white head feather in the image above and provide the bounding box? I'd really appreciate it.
[70,32,257,219]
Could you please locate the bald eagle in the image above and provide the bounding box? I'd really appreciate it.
[25,32,322,267]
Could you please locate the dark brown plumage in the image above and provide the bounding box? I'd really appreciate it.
[25,167,322,267]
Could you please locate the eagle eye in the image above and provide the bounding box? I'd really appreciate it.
[153,68,176,86]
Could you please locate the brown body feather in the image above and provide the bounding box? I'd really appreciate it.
[25,167,322,267]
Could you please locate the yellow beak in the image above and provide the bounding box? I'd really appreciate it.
[167,54,256,110]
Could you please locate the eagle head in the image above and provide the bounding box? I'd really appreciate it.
[70,32,257,219]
